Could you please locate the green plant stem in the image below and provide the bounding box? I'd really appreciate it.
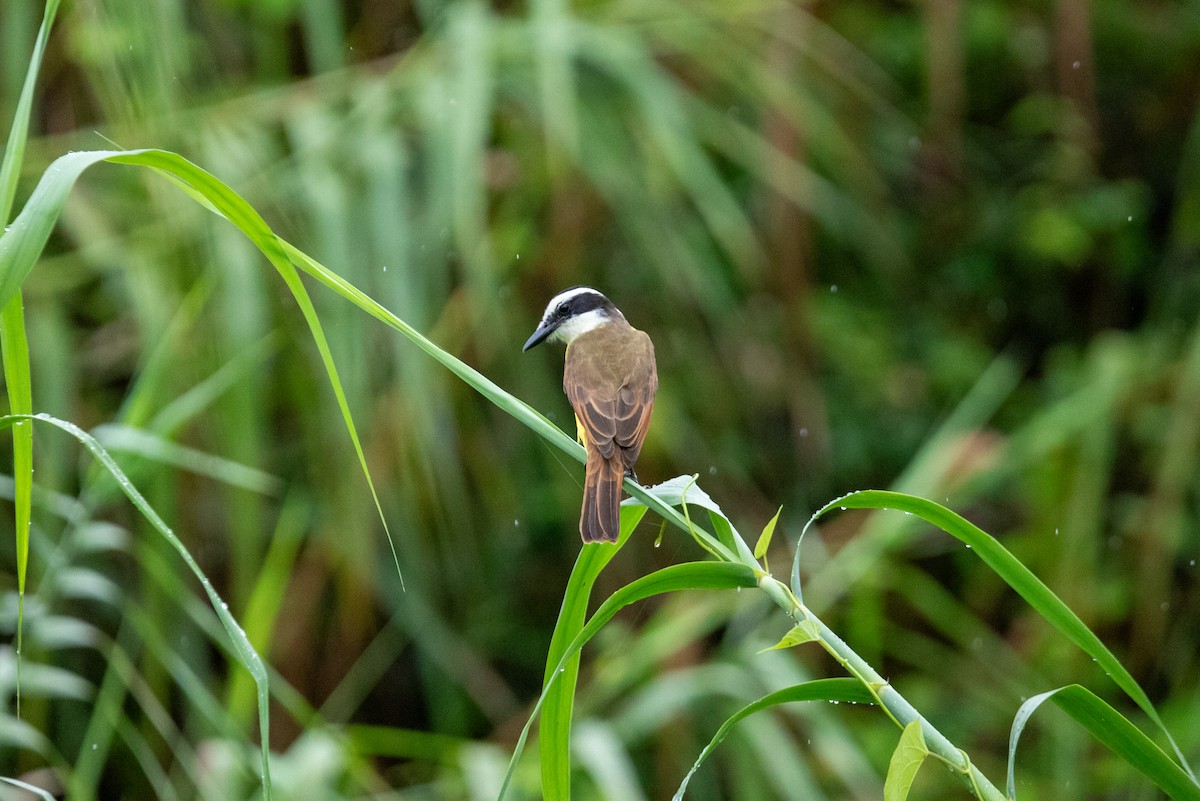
[757,576,1006,801]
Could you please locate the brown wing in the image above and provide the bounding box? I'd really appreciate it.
[612,331,656,470]
[566,384,618,459]
[564,328,657,468]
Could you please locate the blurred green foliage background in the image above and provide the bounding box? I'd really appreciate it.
[2,0,1200,798]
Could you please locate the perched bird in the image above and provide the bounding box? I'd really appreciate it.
[523,287,658,542]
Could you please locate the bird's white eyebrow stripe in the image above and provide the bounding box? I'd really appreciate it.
[545,286,603,311]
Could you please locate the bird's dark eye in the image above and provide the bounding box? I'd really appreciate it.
[556,304,567,317]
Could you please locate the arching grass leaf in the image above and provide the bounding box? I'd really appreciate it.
[1007,685,1200,801]
[499,561,758,800]
[540,506,645,801]
[0,413,272,799]
[808,490,1198,786]
[673,678,874,801]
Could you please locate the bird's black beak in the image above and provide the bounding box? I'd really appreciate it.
[523,321,556,351]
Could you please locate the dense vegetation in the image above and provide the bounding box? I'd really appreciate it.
[2,1,1199,798]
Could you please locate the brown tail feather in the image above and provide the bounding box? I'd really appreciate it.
[581,450,623,542]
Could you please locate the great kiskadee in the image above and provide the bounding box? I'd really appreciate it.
[523,287,658,543]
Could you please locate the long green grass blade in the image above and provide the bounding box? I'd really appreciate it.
[499,560,758,800]
[0,293,31,717]
[0,148,402,589]
[0,303,30,569]
[1007,685,1200,801]
[1,0,60,724]
[0,412,272,799]
[0,0,59,219]
[807,490,1197,785]
[0,152,108,305]
[673,678,874,801]
[541,506,646,801]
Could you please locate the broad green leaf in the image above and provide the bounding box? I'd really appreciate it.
[628,474,737,559]
[624,474,721,515]
[541,505,645,801]
[623,475,744,562]
[754,506,783,560]
[640,476,755,563]
[1007,685,1200,801]
[673,678,874,800]
[0,413,272,799]
[760,621,820,652]
[499,561,758,799]
[809,490,1196,783]
[884,721,928,801]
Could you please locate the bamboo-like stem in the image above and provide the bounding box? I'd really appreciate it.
[757,576,1008,801]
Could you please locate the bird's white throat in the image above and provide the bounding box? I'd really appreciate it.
[549,308,611,345]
